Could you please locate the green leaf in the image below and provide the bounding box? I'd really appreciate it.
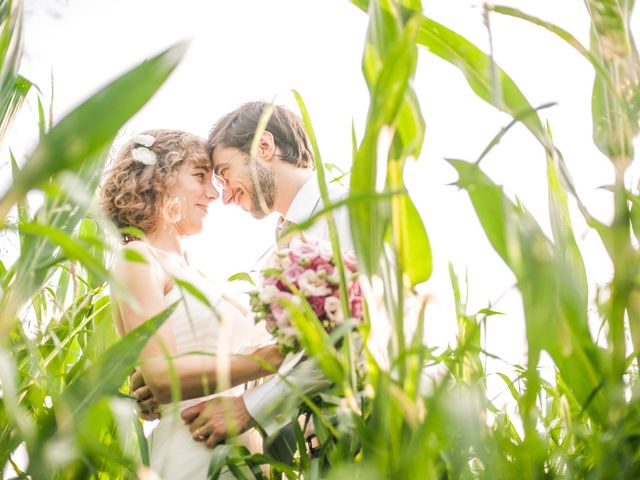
[133,416,150,467]
[447,159,510,263]
[630,194,640,244]
[227,271,255,286]
[18,221,110,286]
[350,3,421,278]
[293,91,353,329]
[9,149,28,249]
[489,5,614,86]
[391,168,431,285]
[58,301,178,421]
[0,1,24,100]
[361,1,552,152]
[0,41,188,219]
[475,308,504,317]
[174,278,213,309]
[0,74,32,146]
[123,248,147,264]
[285,298,344,384]
[207,444,235,480]
[547,149,591,345]
[37,95,46,139]
[496,372,522,401]
[586,0,640,160]
[449,158,606,424]
[415,17,548,148]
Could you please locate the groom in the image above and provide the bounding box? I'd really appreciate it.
[180,101,353,453]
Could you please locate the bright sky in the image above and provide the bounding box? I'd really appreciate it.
[6,0,639,399]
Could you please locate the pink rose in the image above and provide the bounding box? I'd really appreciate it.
[270,292,294,327]
[311,255,332,271]
[307,295,326,317]
[342,250,358,272]
[289,238,320,266]
[283,264,306,284]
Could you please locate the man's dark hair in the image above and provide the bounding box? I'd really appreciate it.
[208,101,314,169]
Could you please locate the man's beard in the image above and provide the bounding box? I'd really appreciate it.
[246,160,276,219]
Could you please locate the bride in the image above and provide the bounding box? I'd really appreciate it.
[100,129,283,479]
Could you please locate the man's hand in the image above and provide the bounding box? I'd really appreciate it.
[129,368,161,421]
[181,396,255,449]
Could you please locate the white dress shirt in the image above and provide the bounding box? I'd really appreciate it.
[243,176,352,435]
[281,175,353,251]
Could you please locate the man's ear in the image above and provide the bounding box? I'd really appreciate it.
[258,131,276,162]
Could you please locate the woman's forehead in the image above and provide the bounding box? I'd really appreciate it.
[186,154,212,169]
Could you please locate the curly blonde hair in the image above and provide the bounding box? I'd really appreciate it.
[100,129,210,242]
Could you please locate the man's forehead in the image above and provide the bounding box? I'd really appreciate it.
[212,146,242,168]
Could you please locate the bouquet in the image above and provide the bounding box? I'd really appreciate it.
[250,237,364,353]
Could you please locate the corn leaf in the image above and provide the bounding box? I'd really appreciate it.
[0,41,188,219]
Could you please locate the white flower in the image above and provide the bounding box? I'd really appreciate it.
[298,269,331,297]
[324,296,344,324]
[280,256,292,269]
[326,270,340,285]
[132,146,157,166]
[318,241,333,261]
[259,284,281,303]
[133,134,156,147]
[267,251,292,270]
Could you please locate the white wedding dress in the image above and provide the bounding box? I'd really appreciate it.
[147,263,272,479]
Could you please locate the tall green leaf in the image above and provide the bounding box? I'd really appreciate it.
[350,0,429,284]
[24,303,177,479]
[448,159,605,425]
[0,42,187,335]
[586,0,640,382]
[0,41,188,219]
[351,0,549,151]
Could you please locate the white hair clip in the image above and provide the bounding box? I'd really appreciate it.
[133,134,155,147]
[131,134,157,165]
[132,147,157,165]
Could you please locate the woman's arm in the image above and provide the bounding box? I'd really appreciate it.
[141,344,283,403]
[113,243,284,404]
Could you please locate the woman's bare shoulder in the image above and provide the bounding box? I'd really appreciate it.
[112,241,161,280]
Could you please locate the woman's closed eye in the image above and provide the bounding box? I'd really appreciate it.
[193,168,211,180]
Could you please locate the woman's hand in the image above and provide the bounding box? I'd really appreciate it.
[129,368,161,420]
